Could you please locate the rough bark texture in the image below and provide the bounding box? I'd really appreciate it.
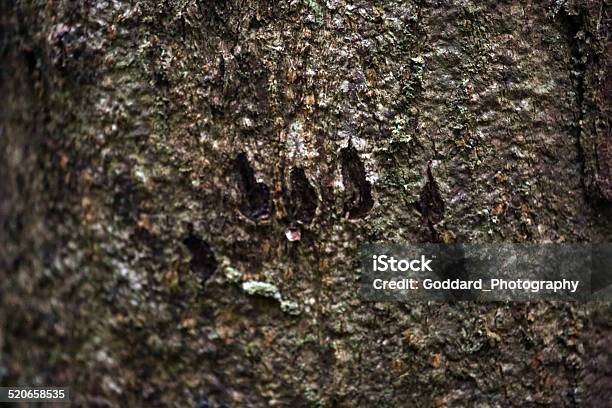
[1,0,611,407]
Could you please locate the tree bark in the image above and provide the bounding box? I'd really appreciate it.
[1,0,610,406]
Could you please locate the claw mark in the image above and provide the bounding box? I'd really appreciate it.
[183,234,218,284]
[289,167,318,224]
[234,153,271,221]
[415,163,445,241]
[340,145,373,219]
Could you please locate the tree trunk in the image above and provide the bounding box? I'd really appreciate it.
[1,0,610,406]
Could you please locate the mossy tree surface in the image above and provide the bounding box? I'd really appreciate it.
[1,0,610,406]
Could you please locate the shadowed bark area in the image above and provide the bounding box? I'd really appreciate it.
[1,0,610,407]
